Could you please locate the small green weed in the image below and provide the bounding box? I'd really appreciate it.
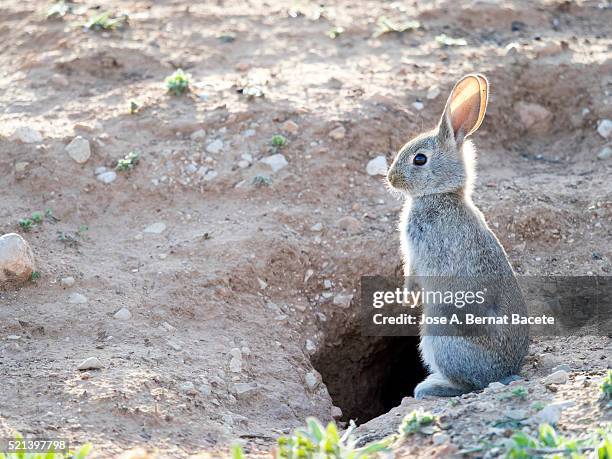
[231,444,245,459]
[47,1,70,19]
[19,218,34,232]
[500,386,528,401]
[165,69,190,96]
[30,271,41,281]
[276,417,389,458]
[398,409,437,435]
[116,152,140,171]
[602,370,612,400]
[85,11,128,31]
[129,100,140,114]
[271,134,287,148]
[31,211,43,224]
[252,175,271,188]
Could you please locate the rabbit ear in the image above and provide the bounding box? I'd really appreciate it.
[439,74,488,143]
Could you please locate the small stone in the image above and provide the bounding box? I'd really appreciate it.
[426,86,440,100]
[323,279,332,289]
[60,276,75,288]
[0,233,35,285]
[144,222,167,234]
[206,139,224,154]
[234,382,257,395]
[15,162,29,173]
[432,432,450,445]
[333,293,353,308]
[486,381,506,392]
[161,321,176,332]
[534,41,563,57]
[543,370,568,385]
[243,129,256,138]
[531,401,574,425]
[310,222,323,232]
[552,364,571,373]
[94,166,108,175]
[203,170,218,181]
[199,383,212,396]
[7,335,21,340]
[505,42,520,56]
[328,125,346,140]
[68,293,88,304]
[260,153,288,173]
[337,216,361,234]
[282,120,299,134]
[77,357,103,370]
[304,269,314,283]
[65,136,91,164]
[230,347,242,359]
[305,339,317,354]
[514,102,553,134]
[167,340,182,351]
[331,406,343,419]
[305,371,318,390]
[412,101,424,111]
[13,126,43,144]
[179,381,197,395]
[597,146,612,160]
[597,119,612,139]
[238,160,250,169]
[366,155,388,176]
[96,171,117,184]
[257,278,267,289]
[113,308,132,320]
[229,356,242,373]
[241,153,253,163]
[505,409,528,420]
[190,129,207,140]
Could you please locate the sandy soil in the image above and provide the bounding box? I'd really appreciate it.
[0,0,611,457]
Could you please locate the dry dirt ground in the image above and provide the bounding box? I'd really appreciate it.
[0,0,611,457]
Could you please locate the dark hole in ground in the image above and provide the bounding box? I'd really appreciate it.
[311,331,427,424]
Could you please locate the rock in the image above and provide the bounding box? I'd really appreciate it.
[199,383,212,396]
[432,432,450,445]
[60,276,75,288]
[505,409,528,420]
[531,401,574,425]
[190,129,207,140]
[113,308,132,320]
[206,139,224,154]
[96,171,117,184]
[260,153,288,172]
[597,146,612,160]
[333,293,353,308]
[597,119,612,139]
[305,371,318,390]
[15,162,29,173]
[241,153,253,163]
[366,155,388,176]
[282,120,299,134]
[514,102,553,134]
[230,347,242,359]
[328,125,346,140]
[543,370,568,385]
[337,216,361,234]
[486,381,506,392]
[167,340,182,351]
[13,126,43,144]
[331,406,343,419]
[310,222,323,232]
[412,101,424,111]
[65,136,91,164]
[77,357,103,370]
[534,41,563,57]
[305,339,317,354]
[234,382,257,395]
[203,170,218,181]
[0,233,35,284]
[552,364,571,373]
[238,160,250,169]
[179,381,197,395]
[144,222,167,234]
[68,293,88,304]
[229,348,242,373]
[426,86,440,100]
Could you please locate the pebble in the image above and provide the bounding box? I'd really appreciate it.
[432,432,450,445]
[543,370,568,385]
[310,222,323,232]
[514,102,553,134]
[167,340,182,351]
[96,171,117,184]
[328,125,346,140]
[531,401,574,425]
[305,339,317,354]
[0,233,35,284]
[15,162,29,173]
[65,136,91,164]
[229,348,242,373]
[190,129,207,140]
[206,139,224,154]
[412,101,424,111]
[199,383,212,396]
[243,129,256,138]
[13,126,43,144]
[77,357,103,370]
[366,155,388,176]
[68,293,88,304]
[552,364,571,373]
[179,381,197,395]
[241,153,253,163]
[203,170,218,181]
[60,276,75,288]
[282,120,299,134]
[234,382,257,395]
[597,146,612,160]
[333,293,353,308]
[113,307,132,320]
[260,153,288,172]
[144,222,167,234]
[305,371,318,390]
[597,119,612,139]
[337,216,361,234]
[238,160,250,169]
[331,406,343,419]
[486,381,506,392]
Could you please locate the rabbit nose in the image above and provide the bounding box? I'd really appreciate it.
[388,170,401,185]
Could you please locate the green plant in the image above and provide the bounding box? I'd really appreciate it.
[85,11,128,31]
[19,218,34,232]
[231,444,246,459]
[252,175,272,188]
[276,417,389,459]
[30,271,41,281]
[531,401,545,411]
[271,134,287,148]
[47,1,70,19]
[435,34,467,47]
[129,100,140,114]
[31,212,43,224]
[501,386,528,401]
[373,17,420,37]
[165,69,191,96]
[116,152,140,171]
[602,370,612,400]
[398,409,437,435]
[327,27,344,39]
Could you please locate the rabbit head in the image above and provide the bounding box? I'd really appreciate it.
[387,74,488,197]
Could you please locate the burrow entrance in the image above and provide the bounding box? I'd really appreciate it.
[311,329,426,424]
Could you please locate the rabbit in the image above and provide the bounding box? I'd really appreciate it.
[386,74,529,399]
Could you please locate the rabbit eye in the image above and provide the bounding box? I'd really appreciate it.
[413,153,427,166]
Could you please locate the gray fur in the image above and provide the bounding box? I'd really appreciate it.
[387,75,529,399]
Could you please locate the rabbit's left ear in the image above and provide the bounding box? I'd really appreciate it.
[439,74,488,143]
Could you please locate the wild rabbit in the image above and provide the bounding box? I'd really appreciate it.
[386,74,529,399]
